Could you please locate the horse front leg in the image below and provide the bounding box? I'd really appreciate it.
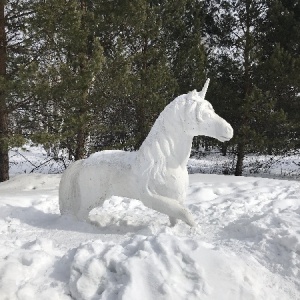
[140,191,196,227]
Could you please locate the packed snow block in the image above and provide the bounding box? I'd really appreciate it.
[59,79,233,226]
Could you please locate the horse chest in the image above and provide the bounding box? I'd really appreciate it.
[155,167,188,201]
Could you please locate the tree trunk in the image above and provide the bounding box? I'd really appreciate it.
[234,0,250,177]
[73,0,91,160]
[135,103,147,149]
[235,143,245,176]
[221,143,228,156]
[0,107,9,182]
[74,126,87,160]
[0,1,8,182]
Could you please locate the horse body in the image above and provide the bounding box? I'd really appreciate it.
[59,79,234,226]
[59,151,138,220]
[59,148,192,225]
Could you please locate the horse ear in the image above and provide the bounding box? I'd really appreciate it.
[187,89,198,101]
[198,78,210,99]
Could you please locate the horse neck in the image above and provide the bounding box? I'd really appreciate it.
[139,114,193,167]
[169,126,193,167]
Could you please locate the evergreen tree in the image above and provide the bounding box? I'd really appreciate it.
[1,0,208,181]
[257,0,300,149]
[205,0,290,175]
[0,0,40,181]
[24,0,104,160]
[162,0,206,93]
[93,0,206,150]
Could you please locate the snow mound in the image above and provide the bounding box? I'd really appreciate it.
[1,171,300,299]
[0,238,69,300]
[89,196,168,229]
[69,232,288,300]
[0,173,61,192]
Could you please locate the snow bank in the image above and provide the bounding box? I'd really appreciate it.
[0,172,299,299]
[188,152,300,178]
[9,145,68,176]
[0,238,70,300]
[69,231,292,300]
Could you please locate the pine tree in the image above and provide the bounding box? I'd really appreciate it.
[204,0,290,175]
[257,0,300,150]
[162,0,206,94]
[25,0,104,160]
[1,0,208,179]
[92,0,206,150]
[0,0,40,181]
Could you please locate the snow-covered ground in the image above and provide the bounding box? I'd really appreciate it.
[188,152,300,179]
[0,146,300,299]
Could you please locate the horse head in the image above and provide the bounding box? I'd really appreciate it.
[182,79,234,142]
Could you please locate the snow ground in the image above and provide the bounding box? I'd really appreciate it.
[0,148,300,299]
[188,152,300,179]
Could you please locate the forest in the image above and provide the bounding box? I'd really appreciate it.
[0,0,299,182]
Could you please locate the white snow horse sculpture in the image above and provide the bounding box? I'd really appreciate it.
[59,79,233,226]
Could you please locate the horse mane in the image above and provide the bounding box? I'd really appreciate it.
[136,94,197,188]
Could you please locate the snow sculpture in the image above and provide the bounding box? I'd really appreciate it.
[59,79,233,226]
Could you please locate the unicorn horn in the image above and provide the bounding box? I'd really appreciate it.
[198,78,210,99]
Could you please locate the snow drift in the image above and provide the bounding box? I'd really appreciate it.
[0,172,299,299]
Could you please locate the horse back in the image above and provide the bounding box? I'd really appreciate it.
[81,150,138,199]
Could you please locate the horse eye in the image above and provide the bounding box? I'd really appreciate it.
[203,111,212,119]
